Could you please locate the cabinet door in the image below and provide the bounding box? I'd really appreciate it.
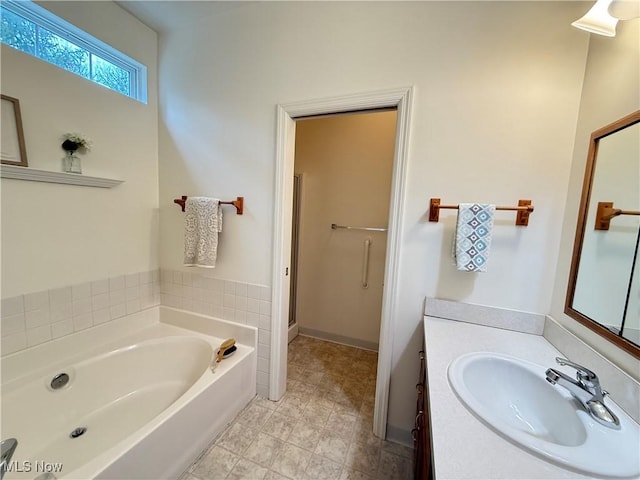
[413,350,426,480]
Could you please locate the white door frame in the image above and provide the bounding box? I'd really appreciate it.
[271,86,413,438]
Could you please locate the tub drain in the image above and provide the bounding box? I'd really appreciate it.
[69,427,87,439]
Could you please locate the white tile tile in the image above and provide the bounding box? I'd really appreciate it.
[125,285,140,301]
[2,331,27,354]
[72,283,92,301]
[140,295,157,310]
[25,309,50,329]
[260,301,272,316]
[224,280,237,295]
[152,269,160,282]
[93,308,110,325]
[207,278,224,292]
[169,284,184,297]
[72,298,92,316]
[191,273,204,288]
[192,287,205,301]
[2,313,25,337]
[139,284,152,298]
[224,294,236,308]
[258,356,270,373]
[110,304,126,320]
[92,293,110,311]
[259,329,271,346]
[205,304,221,318]
[49,287,72,306]
[126,299,141,315]
[109,289,126,306]
[182,298,194,311]
[109,275,125,291]
[139,270,153,285]
[247,312,259,327]
[1,296,24,317]
[257,371,269,388]
[159,268,170,283]
[50,303,72,323]
[257,384,269,398]
[27,325,52,347]
[209,291,223,306]
[51,319,73,339]
[260,286,272,301]
[125,273,140,288]
[259,315,271,331]
[193,301,208,315]
[247,298,260,314]
[235,283,248,297]
[248,284,262,300]
[235,310,247,324]
[24,290,49,312]
[258,343,271,360]
[91,279,109,296]
[182,271,192,286]
[223,308,235,321]
[183,286,195,299]
[73,313,93,332]
[236,296,247,311]
[172,270,183,285]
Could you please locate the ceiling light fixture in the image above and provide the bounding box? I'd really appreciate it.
[572,0,619,36]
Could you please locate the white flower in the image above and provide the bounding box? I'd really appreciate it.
[61,132,93,152]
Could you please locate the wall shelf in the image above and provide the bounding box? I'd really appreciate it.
[0,164,123,188]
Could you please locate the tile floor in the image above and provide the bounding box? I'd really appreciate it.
[180,335,413,479]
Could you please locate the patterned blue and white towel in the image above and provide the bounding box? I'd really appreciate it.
[453,203,495,272]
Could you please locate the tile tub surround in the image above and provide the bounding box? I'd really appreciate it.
[1,270,160,356]
[160,269,272,397]
[423,316,639,480]
[180,336,412,480]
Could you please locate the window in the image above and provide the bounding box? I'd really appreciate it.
[1,0,147,103]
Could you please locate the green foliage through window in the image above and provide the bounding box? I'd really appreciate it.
[0,1,146,102]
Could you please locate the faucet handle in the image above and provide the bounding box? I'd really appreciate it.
[555,357,598,382]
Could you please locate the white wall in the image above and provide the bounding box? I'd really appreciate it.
[157,2,589,436]
[551,19,640,379]
[1,1,159,298]
[294,111,397,348]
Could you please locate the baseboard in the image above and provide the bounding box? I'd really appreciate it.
[288,322,299,344]
[385,424,413,448]
[297,326,378,352]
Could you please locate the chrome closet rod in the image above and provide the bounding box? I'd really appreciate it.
[331,223,388,232]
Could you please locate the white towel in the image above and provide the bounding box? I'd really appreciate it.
[184,197,223,268]
[453,203,495,272]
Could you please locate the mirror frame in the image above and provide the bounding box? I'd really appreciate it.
[565,109,640,359]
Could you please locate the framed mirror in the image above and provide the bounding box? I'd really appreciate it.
[0,94,28,167]
[566,110,640,358]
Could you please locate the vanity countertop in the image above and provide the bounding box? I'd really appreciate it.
[424,315,599,480]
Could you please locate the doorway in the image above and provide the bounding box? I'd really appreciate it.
[271,87,413,439]
[289,110,397,351]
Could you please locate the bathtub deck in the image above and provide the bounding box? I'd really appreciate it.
[180,336,412,480]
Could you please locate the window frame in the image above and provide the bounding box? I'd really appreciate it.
[1,0,147,103]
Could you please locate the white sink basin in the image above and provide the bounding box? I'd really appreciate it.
[448,352,640,478]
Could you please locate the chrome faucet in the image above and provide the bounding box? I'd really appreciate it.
[0,438,18,480]
[545,357,620,429]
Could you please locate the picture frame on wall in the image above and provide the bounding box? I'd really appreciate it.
[1,94,28,167]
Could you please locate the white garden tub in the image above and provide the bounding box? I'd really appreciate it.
[1,306,257,480]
